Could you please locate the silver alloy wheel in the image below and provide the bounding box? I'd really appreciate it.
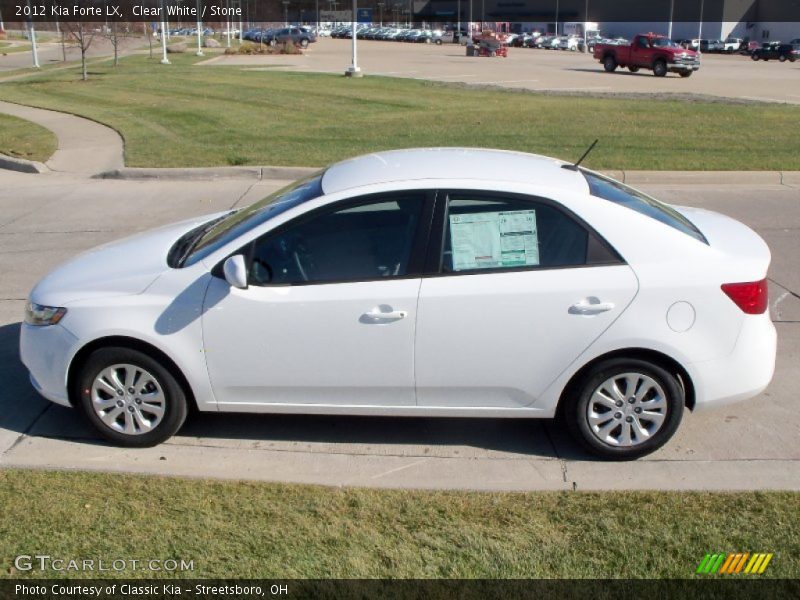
[91,363,166,435]
[586,372,668,447]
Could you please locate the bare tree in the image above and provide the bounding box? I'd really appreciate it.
[102,20,127,67]
[63,21,95,81]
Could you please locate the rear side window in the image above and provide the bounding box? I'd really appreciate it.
[440,194,618,273]
[582,171,708,244]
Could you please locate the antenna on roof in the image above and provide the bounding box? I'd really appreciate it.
[562,139,599,171]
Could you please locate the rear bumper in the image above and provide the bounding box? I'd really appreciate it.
[688,313,777,412]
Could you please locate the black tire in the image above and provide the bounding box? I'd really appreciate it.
[751,53,759,61]
[628,65,639,73]
[561,358,684,460]
[603,55,617,72]
[653,60,668,77]
[679,70,693,78]
[779,54,787,62]
[300,38,309,49]
[76,347,188,447]
[435,39,442,45]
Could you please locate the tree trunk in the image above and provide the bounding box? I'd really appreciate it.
[79,23,87,80]
[112,22,119,67]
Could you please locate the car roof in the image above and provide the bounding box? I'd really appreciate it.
[320,148,589,195]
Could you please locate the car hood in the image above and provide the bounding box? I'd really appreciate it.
[30,212,226,306]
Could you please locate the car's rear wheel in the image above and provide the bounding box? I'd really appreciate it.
[779,55,787,62]
[563,358,684,460]
[300,38,309,48]
[77,347,188,447]
[603,56,617,72]
[751,53,759,60]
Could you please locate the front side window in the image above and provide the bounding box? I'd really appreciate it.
[582,170,708,244]
[249,194,425,285]
[440,194,600,273]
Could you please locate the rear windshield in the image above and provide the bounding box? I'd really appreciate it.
[582,171,708,244]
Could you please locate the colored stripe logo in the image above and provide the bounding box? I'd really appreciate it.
[696,553,773,574]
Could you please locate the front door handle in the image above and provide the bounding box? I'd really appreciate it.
[569,298,615,315]
[363,308,408,321]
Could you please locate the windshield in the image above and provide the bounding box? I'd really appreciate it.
[182,171,325,267]
[582,171,708,244]
[652,38,679,48]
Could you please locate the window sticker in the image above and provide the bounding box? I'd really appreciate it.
[449,210,539,271]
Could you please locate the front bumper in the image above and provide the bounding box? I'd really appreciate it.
[19,322,79,408]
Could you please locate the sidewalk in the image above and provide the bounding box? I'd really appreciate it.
[0,100,124,175]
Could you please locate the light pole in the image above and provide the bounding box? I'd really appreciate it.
[583,0,588,52]
[667,0,674,39]
[25,1,39,68]
[555,0,559,36]
[225,0,231,47]
[195,0,203,56]
[283,0,290,26]
[160,19,170,63]
[377,2,384,26]
[457,0,460,41]
[698,0,704,54]
[345,0,362,77]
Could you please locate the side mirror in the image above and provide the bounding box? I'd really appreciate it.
[223,255,248,289]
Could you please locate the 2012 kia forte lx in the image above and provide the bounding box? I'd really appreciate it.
[20,149,776,459]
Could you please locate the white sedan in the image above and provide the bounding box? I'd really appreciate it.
[20,149,776,459]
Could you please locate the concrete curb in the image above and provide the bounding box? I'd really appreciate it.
[94,166,800,185]
[94,166,319,181]
[0,152,49,174]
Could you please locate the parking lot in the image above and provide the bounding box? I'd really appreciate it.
[0,167,798,490]
[203,37,800,104]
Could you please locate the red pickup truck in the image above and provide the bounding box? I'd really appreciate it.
[594,33,701,77]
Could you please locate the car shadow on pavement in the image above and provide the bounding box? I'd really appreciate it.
[0,322,595,461]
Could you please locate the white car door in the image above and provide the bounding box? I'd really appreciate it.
[202,192,431,409]
[415,192,638,409]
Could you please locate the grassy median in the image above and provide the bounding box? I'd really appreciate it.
[0,53,798,170]
[0,469,797,579]
[0,113,57,162]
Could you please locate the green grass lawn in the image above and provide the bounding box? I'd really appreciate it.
[0,53,797,170]
[0,41,34,55]
[0,113,57,162]
[0,469,797,579]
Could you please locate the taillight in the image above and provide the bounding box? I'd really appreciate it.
[721,279,769,314]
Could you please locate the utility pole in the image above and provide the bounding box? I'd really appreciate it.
[698,0,704,54]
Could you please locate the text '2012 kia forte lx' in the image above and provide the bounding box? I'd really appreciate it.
[20,149,776,459]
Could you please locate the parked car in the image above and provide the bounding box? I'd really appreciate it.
[21,148,776,459]
[559,35,581,51]
[751,42,799,62]
[723,37,743,52]
[272,26,317,48]
[595,33,700,77]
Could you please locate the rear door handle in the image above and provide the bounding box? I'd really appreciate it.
[363,308,408,321]
[569,298,615,315]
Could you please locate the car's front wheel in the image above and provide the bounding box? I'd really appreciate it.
[76,347,188,447]
[563,358,684,459]
[604,56,617,72]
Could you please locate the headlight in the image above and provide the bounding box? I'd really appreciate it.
[24,302,67,326]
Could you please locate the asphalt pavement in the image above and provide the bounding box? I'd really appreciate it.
[0,168,798,491]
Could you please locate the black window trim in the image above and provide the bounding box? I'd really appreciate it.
[422,189,625,278]
[213,190,436,287]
